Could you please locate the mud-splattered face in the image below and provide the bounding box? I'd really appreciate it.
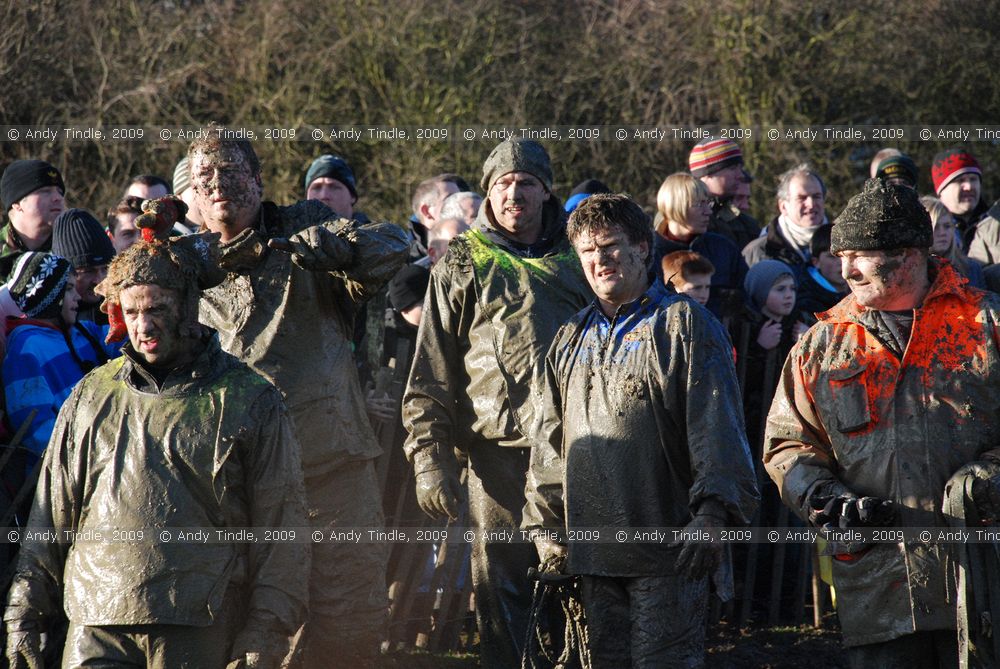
[763,275,796,319]
[838,248,928,310]
[931,211,957,254]
[488,171,549,244]
[939,174,981,217]
[676,272,712,306]
[779,174,825,229]
[306,177,354,218]
[574,227,649,317]
[190,146,262,235]
[120,284,189,369]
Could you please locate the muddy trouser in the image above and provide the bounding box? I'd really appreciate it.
[298,458,389,669]
[466,442,537,669]
[846,630,958,669]
[580,573,708,669]
[60,588,243,668]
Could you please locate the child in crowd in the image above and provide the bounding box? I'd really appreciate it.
[661,250,715,307]
[797,223,849,319]
[730,259,808,448]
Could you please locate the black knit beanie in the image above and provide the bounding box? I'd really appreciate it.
[52,208,116,268]
[8,252,72,318]
[1,160,65,210]
[830,179,932,254]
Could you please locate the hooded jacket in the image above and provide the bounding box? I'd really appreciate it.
[764,260,1000,646]
[523,281,759,575]
[403,197,592,459]
[4,334,309,643]
[199,200,409,474]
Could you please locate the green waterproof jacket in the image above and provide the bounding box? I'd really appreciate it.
[3,334,310,642]
[764,261,1000,646]
[403,202,593,460]
[199,200,409,474]
[523,281,759,575]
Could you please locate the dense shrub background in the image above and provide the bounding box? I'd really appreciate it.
[2,0,997,224]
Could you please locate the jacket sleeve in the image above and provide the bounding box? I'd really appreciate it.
[290,205,410,304]
[402,257,470,461]
[522,344,567,536]
[2,337,59,456]
[762,338,849,522]
[968,215,1000,266]
[240,387,310,640]
[3,388,84,631]
[674,304,760,524]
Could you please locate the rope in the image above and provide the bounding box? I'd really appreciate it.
[521,558,591,669]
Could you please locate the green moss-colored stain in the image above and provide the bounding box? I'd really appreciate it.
[465,229,579,280]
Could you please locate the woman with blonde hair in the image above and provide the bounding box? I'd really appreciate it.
[921,195,985,289]
[651,172,747,319]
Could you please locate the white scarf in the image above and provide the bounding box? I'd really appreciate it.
[777,214,826,261]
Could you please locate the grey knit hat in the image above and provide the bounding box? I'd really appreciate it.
[744,259,796,313]
[831,179,932,254]
[304,154,357,199]
[7,252,72,318]
[480,139,553,193]
[52,208,116,268]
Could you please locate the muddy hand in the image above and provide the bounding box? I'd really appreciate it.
[672,513,725,579]
[414,467,463,520]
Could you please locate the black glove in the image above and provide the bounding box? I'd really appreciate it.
[412,448,464,521]
[808,493,896,530]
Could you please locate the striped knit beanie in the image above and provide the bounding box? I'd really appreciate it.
[689,139,743,178]
[7,252,72,318]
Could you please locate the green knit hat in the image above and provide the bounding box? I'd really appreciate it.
[480,139,553,193]
[830,178,931,254]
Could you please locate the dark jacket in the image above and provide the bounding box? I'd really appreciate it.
[709,198,761,251]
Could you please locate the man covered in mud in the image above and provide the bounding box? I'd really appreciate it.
[764,178,1000,667]
[189,129,408,668]
[3,237,309,668]
[522,194,759,668]
[402,138,593,668]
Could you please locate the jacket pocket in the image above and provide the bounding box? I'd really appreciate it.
[827,364,871,433]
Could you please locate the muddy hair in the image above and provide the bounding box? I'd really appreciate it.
[98,240,202,334]
[567,193,653,253]
[186,123,261,177]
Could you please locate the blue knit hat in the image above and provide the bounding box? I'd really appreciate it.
[744,260,796,312]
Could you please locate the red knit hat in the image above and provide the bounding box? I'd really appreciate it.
[688,138,743,178]
[931,148,981,194]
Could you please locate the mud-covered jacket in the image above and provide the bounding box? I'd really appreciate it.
[763,261,1000,646]
[402,202,592,459]
[199,200,409,474]
[523,281,759,576]
[3,333,309,642]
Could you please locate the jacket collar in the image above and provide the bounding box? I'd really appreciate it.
[117,327,229,395]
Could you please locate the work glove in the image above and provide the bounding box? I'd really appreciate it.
[530,531,567,574]
[268,223,352,271]
[808,492,896,530]
[5,628,43,669]
[672,510,726,580]
[412,449,463,521]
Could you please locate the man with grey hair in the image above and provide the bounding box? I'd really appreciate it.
[743,163,828,291]
[403,139,592,668]
[439,190,482,227]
